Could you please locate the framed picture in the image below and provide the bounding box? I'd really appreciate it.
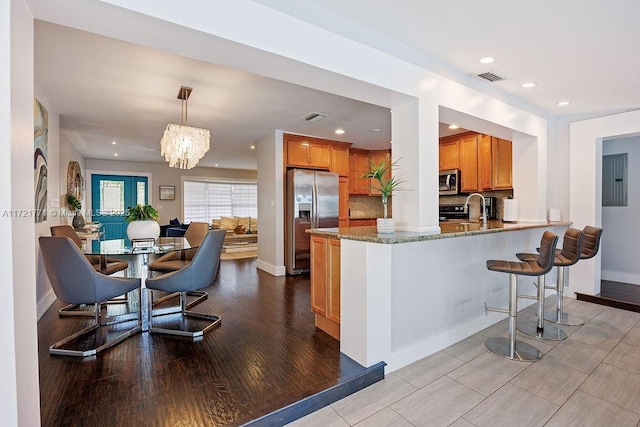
[159,185,175,200]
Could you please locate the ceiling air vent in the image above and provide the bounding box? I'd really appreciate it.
[475,71,506,82]
[300,112,328,122]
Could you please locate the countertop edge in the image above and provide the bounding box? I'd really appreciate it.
[307,221,572,244]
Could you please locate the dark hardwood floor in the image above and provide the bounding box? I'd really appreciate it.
[576,280,640,313]
[38,258,383,426]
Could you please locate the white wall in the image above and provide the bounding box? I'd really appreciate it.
[602,136,640,284]
[256,130,286,275]
[2,0,41,424]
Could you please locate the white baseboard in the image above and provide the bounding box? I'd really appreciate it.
[37,289,57,320]
[256,259,286,276]
[602,270,640,285]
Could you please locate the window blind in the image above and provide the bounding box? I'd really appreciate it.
[184,180,257,222]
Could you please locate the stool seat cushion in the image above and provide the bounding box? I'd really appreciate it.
[516,252,576,267]
[486,259,548,275]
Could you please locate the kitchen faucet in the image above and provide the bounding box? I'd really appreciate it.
[465,193,487,224]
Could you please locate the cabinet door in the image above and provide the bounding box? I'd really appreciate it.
[287,140,311,167]
[327,238,341,323]
[492,137,512,189]
[439,138,460,171]
[331,146,350,176]
[338,176,349,224]
[308,144,331,169]
[477,134,493,190]
[459,134,478,192]
[310,236,328,316]
[349,151,370,194]
[369,150,390,196]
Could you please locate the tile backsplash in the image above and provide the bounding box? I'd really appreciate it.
[349,195,391,219]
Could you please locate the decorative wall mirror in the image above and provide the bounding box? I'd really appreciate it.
[66,161,84,200]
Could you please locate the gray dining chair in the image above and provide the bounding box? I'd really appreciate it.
[39,236,142,357]
[51,225,130,317]
[145,229,225,338]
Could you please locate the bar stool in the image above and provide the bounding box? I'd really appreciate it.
[544,226,603,325]
[484,231,558,361]
[516,228,584,339]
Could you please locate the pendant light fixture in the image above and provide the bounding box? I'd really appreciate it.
[160,86,210,169]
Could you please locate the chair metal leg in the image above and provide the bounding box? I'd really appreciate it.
[50,303,142,357]
[544,266,585,326]
[485,273,542,361]
[517,274,567,341]
[150,292,221,339]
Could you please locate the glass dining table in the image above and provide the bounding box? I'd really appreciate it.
[82,237,195,331]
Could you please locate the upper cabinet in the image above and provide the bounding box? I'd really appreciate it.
[348,149,370,195]
[439,132,512,192]
[286,136,331,169]
[348,148,392,195]
[331,145,350,176]
[438,136,460,171]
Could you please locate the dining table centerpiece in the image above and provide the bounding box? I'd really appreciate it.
[125,203,161,241]
[66,193,86,229]
[362,158,405,234]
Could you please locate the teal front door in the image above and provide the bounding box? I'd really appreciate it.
[91,174,148,240]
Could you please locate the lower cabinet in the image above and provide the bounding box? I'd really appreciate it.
[310,235,340,340]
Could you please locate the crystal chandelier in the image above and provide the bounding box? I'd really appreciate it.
[160,86,210,169]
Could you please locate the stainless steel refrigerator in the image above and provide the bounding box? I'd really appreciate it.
[286,169,339,275]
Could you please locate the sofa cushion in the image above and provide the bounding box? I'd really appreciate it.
[220,216,238,230]
[236,216,251,230]
[250,217,258,233]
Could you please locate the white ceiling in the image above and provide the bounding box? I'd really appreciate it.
[34,1,640,170]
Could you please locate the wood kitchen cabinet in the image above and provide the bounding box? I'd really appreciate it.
[439,136,460,171]
[285,134,331,169]
[349,149,370,195]
[331,146,350,176]
[310,235,340,339]
[478,134,513,190]
[459,133,479,192]
[338,176,350,227]
[368,149,391,196]
[349,218,376,227]
[439,132,512,192]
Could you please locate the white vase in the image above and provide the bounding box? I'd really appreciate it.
[376,218,395,234]
[127,220,160,241]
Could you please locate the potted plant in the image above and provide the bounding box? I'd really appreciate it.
[125,204,161,241]
[66,193,86,229]
[362,158,405,233]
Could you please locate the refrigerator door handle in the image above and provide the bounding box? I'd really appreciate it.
[312,174,318,228]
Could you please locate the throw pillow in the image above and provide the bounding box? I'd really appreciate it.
[250,217,258,233]
[235,216,251,230]
[169,218,181,226]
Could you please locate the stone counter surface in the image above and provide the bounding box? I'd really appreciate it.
[307,220,572,244]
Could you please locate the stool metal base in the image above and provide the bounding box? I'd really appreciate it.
[485,337,542,362]
[544,311,584,326]
[517,320,567,341]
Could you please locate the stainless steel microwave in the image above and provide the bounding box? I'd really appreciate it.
[439,169,460,195]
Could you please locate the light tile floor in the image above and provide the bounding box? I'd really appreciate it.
[288,297,640,426]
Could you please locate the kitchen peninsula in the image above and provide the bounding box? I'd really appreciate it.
[308,220,572,372]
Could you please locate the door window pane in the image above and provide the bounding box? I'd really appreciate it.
[100,180,125,214]
[137,181,146,205]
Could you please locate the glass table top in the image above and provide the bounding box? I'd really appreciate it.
[82,237,193,256]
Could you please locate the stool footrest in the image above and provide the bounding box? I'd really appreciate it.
[517,294,537,301]
[484,302,508,315]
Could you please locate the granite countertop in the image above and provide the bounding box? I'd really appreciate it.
[307,220,572,244]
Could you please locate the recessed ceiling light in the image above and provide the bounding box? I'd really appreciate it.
[557,101,570,106]
[448,124,460,130]
[479,57,495,64]
[114,153,118,157]
[214,164,218,167]
[372,128,381,132]
[334,129,345,135]
[522,82,537,88]
[111,141,117,145]
[250,145,255,150]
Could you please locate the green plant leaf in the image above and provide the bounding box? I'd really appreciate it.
[65,193,81,210]
[360,157,405,198]
[125,204,159,222]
